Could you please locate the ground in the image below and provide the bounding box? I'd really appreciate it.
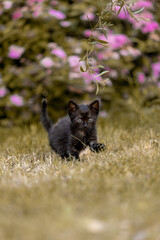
[0,108,160,240]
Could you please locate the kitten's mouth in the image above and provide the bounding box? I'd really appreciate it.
[83,126,88,132]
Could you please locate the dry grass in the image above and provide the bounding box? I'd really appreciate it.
[0,109,160,240]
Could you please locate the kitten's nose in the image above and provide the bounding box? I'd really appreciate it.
[84,122,88,128]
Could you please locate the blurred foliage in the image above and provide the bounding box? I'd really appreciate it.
[0,0,160,126]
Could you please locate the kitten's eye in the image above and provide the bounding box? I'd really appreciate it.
[77,119,82,123]
[88,118,93,122]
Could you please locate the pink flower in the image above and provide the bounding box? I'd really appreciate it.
[97,51,119,60]
[141,12,154,21]
[40,57,54,68]
[152,62,160,79]
[81,72,94,83]
[132,0,152,10]
[137,72,145,83]
[101,34,130,49]
[3,1,13,10]
[69,72,82,79]
[8,45,25,59]
[127,9,156,31]
[60,21,71,27]
[127,46,141,58]
[27,0,44,6]
[52,48,66,59]
[48,42,57,49]
[83,30,99,38]
[81,12,95,21]
[120,49,129,56]
[130,11,154,28]
[110,34,130,49]
[118,10,129,20]
[33,5,42,17]
[113,6,129,20]
[111,52,120,59]
[12,9,23,20]
[109,69,118,78]
[83,30,92,37]
[51,0,58,6]
[99,110,108,118]
[10,94,24,106]
[48,9,66,20]
[97,52,103,60]
[81,72,102,84]
[142,21,159,33]
[121,69,129,75]
[68,55,80,68]
[0,87,7,98]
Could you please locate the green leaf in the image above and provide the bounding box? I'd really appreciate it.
[90,65,105,69]
[97,65,105,69]
[138,17,150,22]
[80,66,88,72]
[96,83,99,95]
[92,37,108,45]
[133,7,144,14]
[117,4,124,15]
[95,70,109,77]
[89,41,99,45]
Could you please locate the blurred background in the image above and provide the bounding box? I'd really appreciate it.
[0,0,160,126]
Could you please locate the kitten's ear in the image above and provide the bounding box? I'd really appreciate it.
[68,100,79,115]
[89,100,99,114]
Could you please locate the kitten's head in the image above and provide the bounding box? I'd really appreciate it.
[67,100,99,130]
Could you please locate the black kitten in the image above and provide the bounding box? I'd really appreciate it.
[41,99,105,159]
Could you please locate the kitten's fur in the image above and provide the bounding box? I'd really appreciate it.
[41,99,105,159]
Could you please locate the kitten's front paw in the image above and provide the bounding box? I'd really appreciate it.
[90,143,106,153]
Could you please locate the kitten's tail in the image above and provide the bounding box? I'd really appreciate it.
[41,99,52,131]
